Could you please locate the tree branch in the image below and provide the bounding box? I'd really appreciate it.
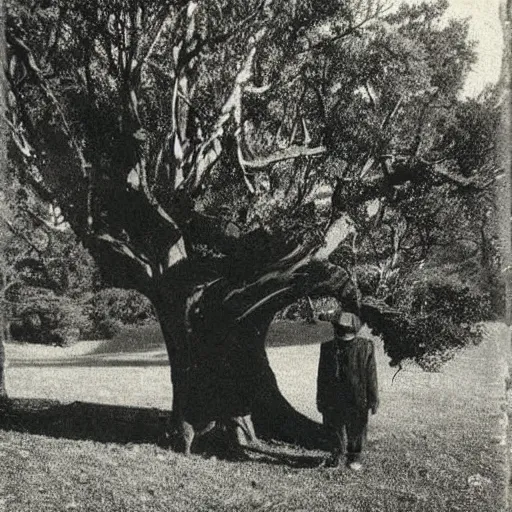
[381,96,403,130]
[45,4,68,63]
[186,28,268,190]
[296,1,390,56]
[0,216,44,256]
[427,164,493,189]
[95,233,153,278]
[241,144,326,169]
[3,112,55,202]
[223,213,357,319]
[6,33,90,177]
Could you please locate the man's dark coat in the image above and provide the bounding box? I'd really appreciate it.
[316,336,379,414]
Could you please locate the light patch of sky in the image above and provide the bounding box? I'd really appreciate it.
[400,0,503,97]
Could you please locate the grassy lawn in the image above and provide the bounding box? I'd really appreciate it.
[0,322,509,511]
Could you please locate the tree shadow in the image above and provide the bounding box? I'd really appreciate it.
[0,398,328,467]
[242,444,325,468]
[0,398,171,446]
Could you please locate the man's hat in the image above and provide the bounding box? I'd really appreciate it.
[333,312,361,340]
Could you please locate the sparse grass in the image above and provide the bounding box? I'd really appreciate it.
[1,322,509,511]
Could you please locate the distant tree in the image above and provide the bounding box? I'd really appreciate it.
[5,0,500,447]
[0,170,98,347]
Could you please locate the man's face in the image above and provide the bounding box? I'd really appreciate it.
[334,325,353,339]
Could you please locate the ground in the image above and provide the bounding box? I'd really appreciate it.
[0,321,509,512]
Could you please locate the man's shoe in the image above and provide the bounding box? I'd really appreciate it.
[348,461,363,471]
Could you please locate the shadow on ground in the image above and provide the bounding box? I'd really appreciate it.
[0,398,171,446]
[0,398,326,467]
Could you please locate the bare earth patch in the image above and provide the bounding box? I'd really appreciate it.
[0,322,509,511]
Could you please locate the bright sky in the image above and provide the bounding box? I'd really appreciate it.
[445,0,503,97]
[404,0,504,97]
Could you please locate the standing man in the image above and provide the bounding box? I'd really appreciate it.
[317,311,379,471]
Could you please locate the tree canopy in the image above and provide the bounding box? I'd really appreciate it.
[7,4,497,297]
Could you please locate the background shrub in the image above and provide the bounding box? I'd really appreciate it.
[87,288,155,339]
[95,318,125,339]
[9,286,90,346]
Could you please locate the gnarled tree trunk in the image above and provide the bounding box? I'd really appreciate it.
[154,291,328,453]
[147,234,357,454]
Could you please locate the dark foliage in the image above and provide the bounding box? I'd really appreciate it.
[86,288,156,339]
[367,274,491,371]
[8,286,89,346]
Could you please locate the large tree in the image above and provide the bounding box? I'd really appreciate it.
[4,0,500,449]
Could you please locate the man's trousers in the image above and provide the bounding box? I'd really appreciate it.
[322,409,368,464]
